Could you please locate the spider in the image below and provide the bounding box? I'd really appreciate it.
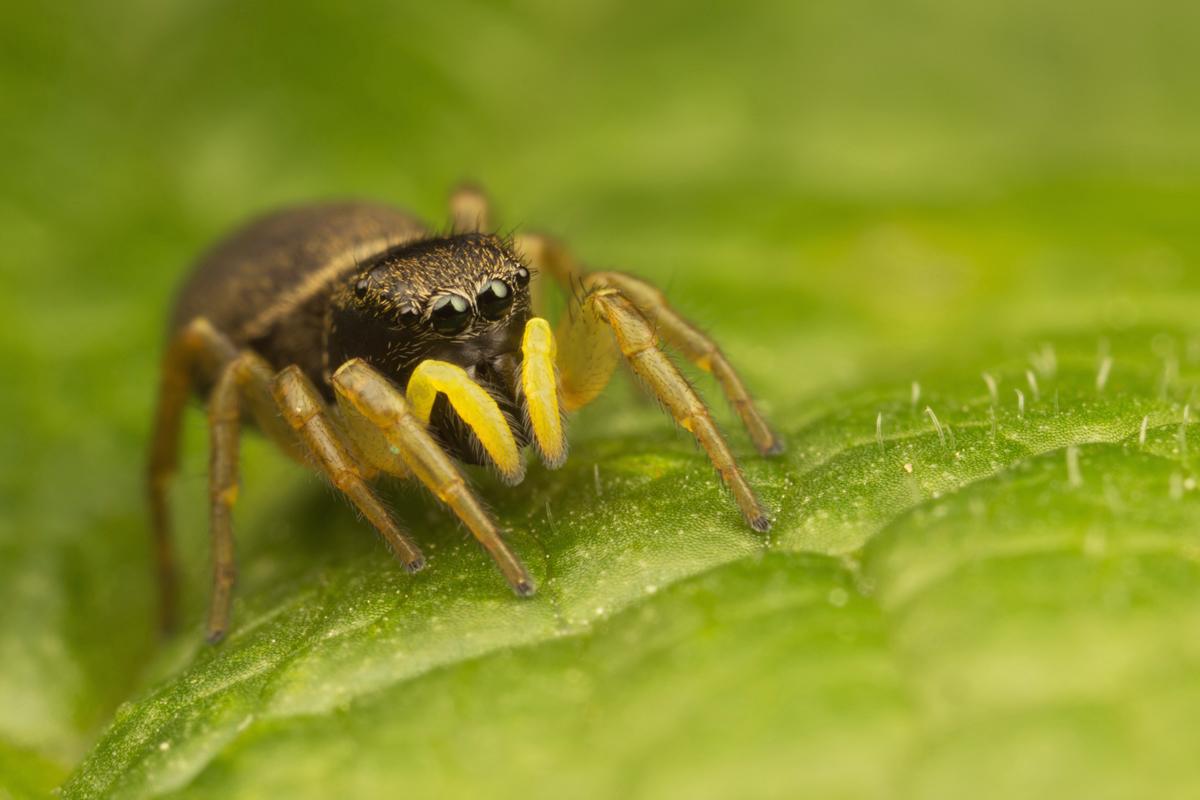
[148,187,784,643]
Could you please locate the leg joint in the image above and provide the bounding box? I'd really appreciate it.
[210,485,239,506]
[435,474,468,504]
[331,468,362,493]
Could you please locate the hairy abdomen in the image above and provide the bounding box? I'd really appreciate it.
[170,202,427,387]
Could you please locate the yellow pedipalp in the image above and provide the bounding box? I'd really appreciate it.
[521,317,567,468]
[406,360,523,482]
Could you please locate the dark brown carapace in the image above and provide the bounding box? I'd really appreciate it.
[149,187,783,643]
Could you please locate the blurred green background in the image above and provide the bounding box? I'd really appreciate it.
[3,0,1200,798]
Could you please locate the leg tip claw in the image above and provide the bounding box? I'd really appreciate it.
[404,555,427,574]
[753,426,786,456]
[758,438,786,457]
[206,628,227,645]
[749,514,772,533]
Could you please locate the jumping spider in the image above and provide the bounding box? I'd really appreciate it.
[148,187,784,642]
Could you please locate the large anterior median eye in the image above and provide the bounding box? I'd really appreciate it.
[430,294,472,336]
[476,279,513,320]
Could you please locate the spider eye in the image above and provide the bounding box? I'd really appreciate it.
[476,279,513,320]
[429,294,472,336]
[514,266,530,287]
[354,278,369,300]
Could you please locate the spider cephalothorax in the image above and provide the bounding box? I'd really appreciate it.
[327,233,533,382]
[326,234,536,468]
[149,188,784,643]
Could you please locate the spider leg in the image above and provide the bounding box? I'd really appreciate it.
[560,286,772,532]
[448,184,492,234]
[151,318,314,639]
[520,317,568,467]
[271,366,426,573]
[204,347,320,642]
[202,352,253,642]
[406,360,524,483]
[587,271,783,455]
[514,234,783,455]
[332,359,535,596]
[513,233,555,320]
[148,317,237,634]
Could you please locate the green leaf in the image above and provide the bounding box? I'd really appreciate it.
[0,740,65,800]
[60,329,1200,799]
[5,0,1200,798]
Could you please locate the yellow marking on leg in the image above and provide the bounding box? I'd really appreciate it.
[406,360,523,482]
[521,318,567,468]
[205,354,253,644]
[334,360,535,595]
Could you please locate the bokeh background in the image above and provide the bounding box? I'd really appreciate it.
[3,0,1200,797]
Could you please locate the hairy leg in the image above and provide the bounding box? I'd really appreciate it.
[272,366,426,572]
[147,317,238,634]
[203,350,311,642]
[558,287,771,532]
[449,185,492,234]
[586,270,783,455]
[514,233,783,455]
[205,355,245,643]
[333,359,535,596]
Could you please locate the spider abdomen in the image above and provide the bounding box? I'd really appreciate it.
[171,203,427,393]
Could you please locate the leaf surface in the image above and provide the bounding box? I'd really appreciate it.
[62,330,1200,799]
[2,0,1200,797]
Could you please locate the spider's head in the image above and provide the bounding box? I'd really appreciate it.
[326,231,532,394]
[327,233,534,465]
